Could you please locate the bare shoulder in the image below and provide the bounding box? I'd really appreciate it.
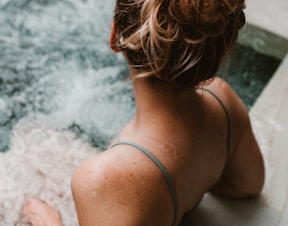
[71,145,174,226]
[205,77,249,121]
[203,77,251,141]
[205,77,265,198]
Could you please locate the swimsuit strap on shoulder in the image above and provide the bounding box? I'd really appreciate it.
[110,141,178,226]
[199,87,231,162]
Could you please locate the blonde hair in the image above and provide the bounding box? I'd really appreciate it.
[114,0,245,86]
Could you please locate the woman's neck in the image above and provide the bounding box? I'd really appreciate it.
[132,78,200,125]
[115,68,206,143]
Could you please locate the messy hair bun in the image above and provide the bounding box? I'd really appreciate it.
[114,0,245,86]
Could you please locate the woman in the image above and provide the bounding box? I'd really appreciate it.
[22,0,265,225]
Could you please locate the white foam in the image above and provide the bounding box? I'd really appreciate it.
[0,116,98,226]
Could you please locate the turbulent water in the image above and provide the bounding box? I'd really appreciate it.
[222,43,280,110]
[0,0,281,152]
[0,0,135,152]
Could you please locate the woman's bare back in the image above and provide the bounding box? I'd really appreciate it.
[70,78,264,225]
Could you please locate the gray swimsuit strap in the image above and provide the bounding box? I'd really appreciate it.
[200,87,231,162]
[110,141,178,226]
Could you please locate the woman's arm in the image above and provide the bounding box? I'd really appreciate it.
[209,78,265,198]
[210,119,265,198]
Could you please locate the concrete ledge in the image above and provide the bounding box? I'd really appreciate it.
[245,0,288,40]
[250,53,288,216]
[239,24,288,59]
[181,194,280,226]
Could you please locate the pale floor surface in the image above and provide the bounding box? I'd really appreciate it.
[245,0,288,39]
[183,0,288,224]
[250,54,288,226]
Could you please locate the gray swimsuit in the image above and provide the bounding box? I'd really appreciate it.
[110,88,231,226]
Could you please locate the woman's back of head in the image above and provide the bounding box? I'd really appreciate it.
[114,0,245,87]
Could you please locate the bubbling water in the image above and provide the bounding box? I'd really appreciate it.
[0,0,135,151]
